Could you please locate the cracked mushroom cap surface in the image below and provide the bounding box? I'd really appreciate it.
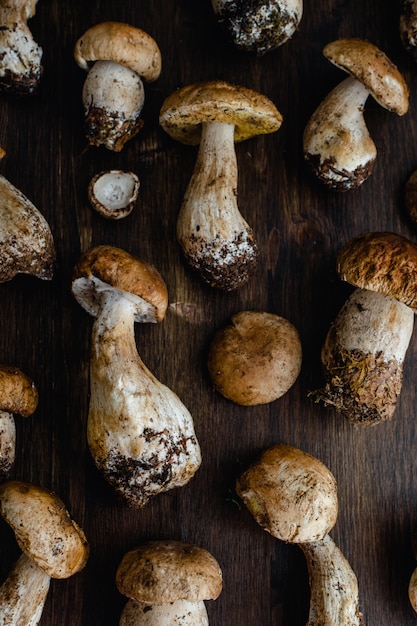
[0,481,89,579]
[116,540,223,605]
[74,21,161,81]
[159,80,283,145]
[323,38,409,115]
[336,231,417,309]
[0,365,38,417]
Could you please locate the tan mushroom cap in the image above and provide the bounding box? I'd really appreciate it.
[323,38,409,115]
[0,481,89,579]
[0,365,38,416]
[72,245,168,323]
[159,80,283,145]
[116,540,223,605]
[74,21,161,82]
[336,231,417,309]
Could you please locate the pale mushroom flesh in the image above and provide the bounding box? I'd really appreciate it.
[88,170,140,219]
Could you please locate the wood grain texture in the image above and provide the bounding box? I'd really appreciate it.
[1,0,417,624]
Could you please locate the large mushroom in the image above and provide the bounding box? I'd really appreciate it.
[71,245,201,507]
[303,38,409,190]
[74,21,161,151]
[159,80,282,291]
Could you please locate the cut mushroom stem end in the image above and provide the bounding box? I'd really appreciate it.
[88,169,140,220]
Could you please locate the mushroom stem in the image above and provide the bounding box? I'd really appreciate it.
[177,120,258,291]
[119,598,209,625]
[0,409,15,479]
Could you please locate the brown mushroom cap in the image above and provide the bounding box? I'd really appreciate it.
[116,540,223,605]
[74,21,161,82]
[0,481,89,579]
[159,80,283,145]
[336,231,417,309]
[323,38,409,115]
[0,365,38,416]
[71,245,168,323]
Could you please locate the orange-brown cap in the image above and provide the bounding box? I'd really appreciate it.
[0,365,38,417]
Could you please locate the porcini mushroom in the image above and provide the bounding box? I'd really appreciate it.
[116,540,223,625]
[211,0,303,55]
[74,21,161,151]
[0,365,38,479]
[159,80,282,291]
[400,0,417,62]
[0,480,89,625]
[236,444,363,625]
[71,245,201,507]
[0,0,43,94]
[311,231,417,425]
[207,310,302,405]
[303,38,409,190]
[88,169,140,220]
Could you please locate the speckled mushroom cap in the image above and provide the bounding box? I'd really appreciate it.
[116,540,223,605]
[336,231,417,309]
[74,21,161,81]
[159,80,283,145]
[71,245,168,323]
[0,481,89,579]
[0,365,38,417]
[323,38,409,115]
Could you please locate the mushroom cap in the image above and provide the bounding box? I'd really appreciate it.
[336,231,417,309]
[74,21,161,82]
[71,245,168,323]
[88,170,140,220]
[159,80,283,145]
[0,481,89,579]
[323,38,409,115]
[0,365,38,416]
[116,540,223,605]
[207,311,302,406]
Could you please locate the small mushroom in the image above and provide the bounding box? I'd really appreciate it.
[71,245,201,507]
[74,21,161,151]
[207,310,302,405]
[0,0,43,94]
[159,80,282,290]
[115,540,223,625]
[236,444,363,625]
[0,173,55,282]
[400,1,417,62]
[0,365,38,479]
[0,480,89,625]
[88,169,140,220]
[211,0,303,55]
[303,38,409,190]
[311,231,417,425]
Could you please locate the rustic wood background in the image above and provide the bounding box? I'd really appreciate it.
[1,0,417,624]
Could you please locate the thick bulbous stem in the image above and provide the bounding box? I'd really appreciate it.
[177,121,258,291]
[119,598,209,625]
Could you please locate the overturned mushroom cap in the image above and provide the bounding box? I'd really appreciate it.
[88,170,140,220]
[159,80,283,145]
[0,365,38,417]
[71,245,168,323]
[336,231,417,309]
[0,481,89,578]
[74,21,161,81]
[116,540,223,605]
[323,38,409,115]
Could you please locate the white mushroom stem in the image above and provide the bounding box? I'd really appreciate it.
[177,120,258,291]
[300,534,363,626]
[0,552,51,626]
[119,598,209,626]
[0,410,15,479]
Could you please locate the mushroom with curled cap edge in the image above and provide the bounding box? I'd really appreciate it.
[303,38,409,191]
[310,231,417,425]
[116,540,223,625]
[0,480,89,626]
[0,365,38,480]
[159,80,283,291]
[71,245,202,507]
[74,21,161,151]
[88,169,140,220]
[236,444,364,625]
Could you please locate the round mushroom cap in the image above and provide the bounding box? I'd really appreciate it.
[159,80,283,145]
[323,38,409,115]
[336,231,417,309]
[116,540,223,605]
[207,311,302,406]
[71,245,168,323]
[0,365,38,416]
[0,481,89,579]
[74,21,161,82]
[88,170,140,220]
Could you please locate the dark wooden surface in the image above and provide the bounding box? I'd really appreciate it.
[1,1,417,624]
